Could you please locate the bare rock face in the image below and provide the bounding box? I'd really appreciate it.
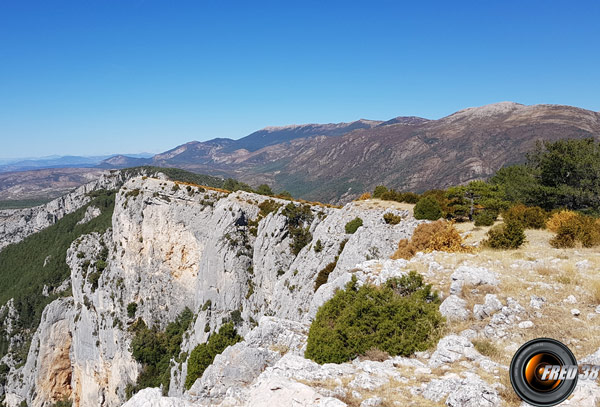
[4,299,74,407]
[3,177,422,407]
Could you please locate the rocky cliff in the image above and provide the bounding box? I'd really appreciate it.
[1,175,417,406]
[4,174,600,407]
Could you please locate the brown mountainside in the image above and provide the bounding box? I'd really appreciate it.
[123,102,599,203]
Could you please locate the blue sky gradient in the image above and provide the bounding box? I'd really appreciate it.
[1,1,599,158]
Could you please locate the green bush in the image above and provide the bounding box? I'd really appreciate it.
[383,213,403,225]
[305,272,443,364]
[314,260,337,292]
[185,322,242,389]
[256,184,274,196]
[484,219,525,249]
[313,239,323,253]
[414,197,443,220]
[127,302,138,318]
[473,210,497,227]
[129,308,193,396]
[282,203,314,255]
[373,185,388,199]
[345,217,363,234]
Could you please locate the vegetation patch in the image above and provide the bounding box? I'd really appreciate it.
[127,308,194,398]
[392,220,472,260]
[305,272,443,364]
[473,210,497,226]
[344,217,363,234]
[549,213,600,248]
[383,213,403,225]
[484,219,525,249]
[372,185,420,203]
[314,260,337,292]
[282,203,314,255]
[502,204,548,229]
[414,196,443,220]
[184,322,242,389]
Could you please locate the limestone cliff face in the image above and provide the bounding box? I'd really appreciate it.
[3,176,418,406]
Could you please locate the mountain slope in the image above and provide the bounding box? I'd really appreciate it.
[98,103,600,203]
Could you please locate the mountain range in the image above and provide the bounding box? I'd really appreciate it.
[97,102,600,203]
[3,102,600,204]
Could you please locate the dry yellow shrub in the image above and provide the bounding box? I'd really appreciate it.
[546,210,578,232]
[391,220,473,260]
[357,192,372,200]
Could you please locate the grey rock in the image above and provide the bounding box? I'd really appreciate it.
[449,265,498,295]
[440,295,469,321]
[360,396,383,407]
[473,294,502,320]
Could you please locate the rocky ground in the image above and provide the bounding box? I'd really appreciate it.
[123,201,600,407]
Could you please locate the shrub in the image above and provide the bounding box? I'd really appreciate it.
[484,219,525,249]
[414,197,442,220]
[345,217,363,234]
[546,210,578,232]
[372,185,388,199]
[549,213,600,248]
[503,204,548,229]
[391,220,472,260]
[314,260,337,292]
[305,273,443,364]
[473,210,496,227]
[185,322,242,389]
[282,203,314,255]
[383,213,402,225]
[357,192,371,200]
[258,200,282,217]
[256,184,273,196]
[550,225,577,248]
[127,302,138,318]
[129,308,194,396]
[313,239,323,253]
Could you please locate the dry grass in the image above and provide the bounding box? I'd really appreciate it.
[472,339,502,361]
[498,372,522,407]
[359,347,390,362]
[534,266,556,277]
[590,280,600,304]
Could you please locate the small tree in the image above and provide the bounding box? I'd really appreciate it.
[414,197,442,220]
[484,219,525,249]
[256,184,273,196]
[127,302,138,318]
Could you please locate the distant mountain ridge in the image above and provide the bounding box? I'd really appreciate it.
[0,153,153,173]
[97,102,600,203]
[6,103,600,204]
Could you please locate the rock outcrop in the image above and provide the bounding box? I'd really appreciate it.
[2,176,419,406]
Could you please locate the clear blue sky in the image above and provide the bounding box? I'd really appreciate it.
[1,1,599,159]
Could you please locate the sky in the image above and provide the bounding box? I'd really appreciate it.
[1,1,599,159]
